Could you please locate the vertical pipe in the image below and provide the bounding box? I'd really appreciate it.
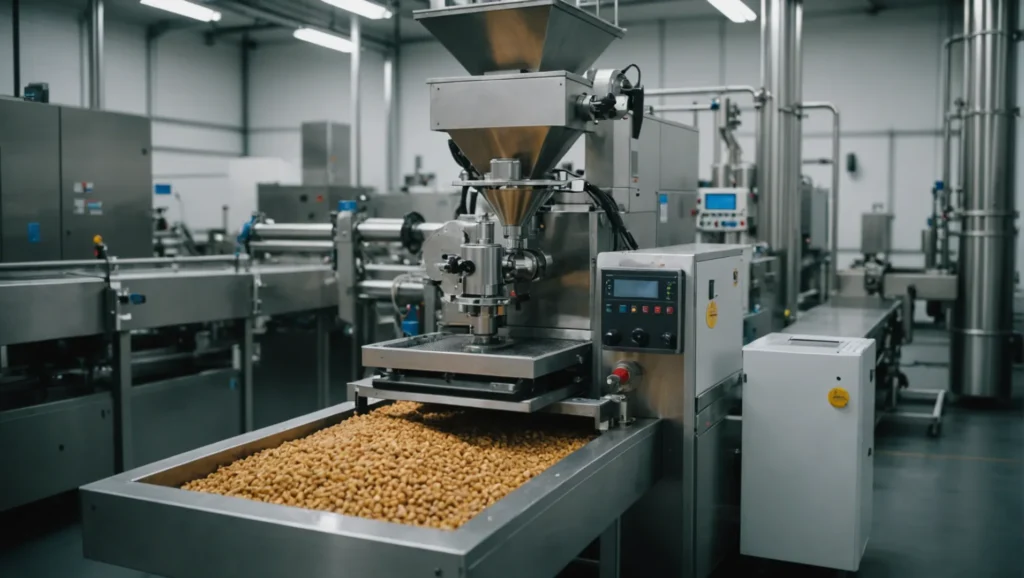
[12,0,20,98]
[952,0,1017,401]
[241,34,251,157]
[939,35,965,271]
[384,57,395,191]
[242,318,255,431]
[114,331,134,471]
[759,0,774,247]
[389,7,402,192]
[350,16,362,187]
[89,0,104,109]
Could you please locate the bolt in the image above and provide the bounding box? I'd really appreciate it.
[434,570,443,577]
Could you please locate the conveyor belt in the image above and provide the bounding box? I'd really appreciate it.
[783,297,901,341]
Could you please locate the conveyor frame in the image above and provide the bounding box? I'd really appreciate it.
[81,401,660,578]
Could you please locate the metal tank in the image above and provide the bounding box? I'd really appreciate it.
[951,0,1018,400]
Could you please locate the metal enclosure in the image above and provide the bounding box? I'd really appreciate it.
[302,122,350,186]
[952,0,1018,400]
[369,192,461,223]
[801,184,829,252]
[0,98,62,261]
[860,211,893,256]
[60,107,153,259]
[598,245,744,578]
[0,100,152,262]
[258,184,371,223]
[742,333,875,572]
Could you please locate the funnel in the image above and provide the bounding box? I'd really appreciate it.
[415,0,624,76]
[482,187,554,229]
[447,125,583,180]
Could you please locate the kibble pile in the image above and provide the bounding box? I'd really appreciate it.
[182,401,595,530]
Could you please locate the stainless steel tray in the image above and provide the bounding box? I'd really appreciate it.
[81,401,658,578]
[362,333,592,379]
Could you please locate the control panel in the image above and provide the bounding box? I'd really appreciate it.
[600,269,685,353]
[697,187,752,232]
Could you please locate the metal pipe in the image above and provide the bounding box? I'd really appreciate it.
[0,254,246,271]
[646,85,759,98]
[648,104,715,113]
[951,0,1017,400]
[12,0,20,98]
[364,264,425,275]
[89,0,104,109]
[800,102,840,296]
[354,218,443,242]
[384,56,395,192]
[248,240,333,253]
[350,15,361,187]
[357,279,426,301]
[251,223,333,240]
[939,34,966,271]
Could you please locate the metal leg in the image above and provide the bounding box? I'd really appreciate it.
[598,517,620,578]
[113,331,133,472]
[422,282,438,334]
[242,318,255,432]
[316,309,331,409]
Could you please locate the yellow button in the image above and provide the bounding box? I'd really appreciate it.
[93,235,103,244]
[630,306,637,313]
[828,387,850,408]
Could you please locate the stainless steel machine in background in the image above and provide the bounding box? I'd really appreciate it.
[0,98,152,262]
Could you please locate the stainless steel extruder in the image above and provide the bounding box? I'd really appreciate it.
[80,2,748,578]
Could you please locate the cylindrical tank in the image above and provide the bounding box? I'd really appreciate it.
[711,164,733,188]
[951,0,1017,400]
[733,163,758,190]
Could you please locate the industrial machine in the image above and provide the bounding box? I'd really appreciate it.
[742,333,875,572]
[0,98,152,262]
[78,2,874,578]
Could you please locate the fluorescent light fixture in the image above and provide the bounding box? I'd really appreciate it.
[708,0,757,23]
[294,28,355,53]
[320,0,393,20]
[140,0,222,22]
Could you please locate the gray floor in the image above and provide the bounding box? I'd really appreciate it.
[1,327,1021,578]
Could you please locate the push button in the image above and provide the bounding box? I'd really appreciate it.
[619,304,628,313]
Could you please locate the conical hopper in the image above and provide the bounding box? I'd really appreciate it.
[414,0,624,76]
[481,186,554,229]
[448,125,582,180]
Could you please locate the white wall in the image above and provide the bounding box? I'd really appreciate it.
[397,5,1015,272]
[249,40,388,193]
[0,0,243,230]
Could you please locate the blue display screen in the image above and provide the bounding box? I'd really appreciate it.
[613,279,659,299]
[705,193,737,210]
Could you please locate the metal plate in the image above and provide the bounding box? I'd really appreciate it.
[0,393,114,511]
[784,299,900,341]
[0,276,106,346]
[350,378,576,413]
[81,402,659,578]
[362,333,591,379]
[115,268,251,329]
[254,264,337,316]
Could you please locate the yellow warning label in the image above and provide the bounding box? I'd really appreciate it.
[706,301,718,329]
[828,387,850,408]
[733,268,739,287]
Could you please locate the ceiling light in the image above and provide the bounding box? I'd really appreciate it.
[140,0,222,22]
[294,28,355,53]
[320,0,393,20]
[708,0,757,23]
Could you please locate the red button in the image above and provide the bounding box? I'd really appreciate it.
[740,220,745,226]
[654,306,662,314]
[642,306,649,313]
[667,306,675,315]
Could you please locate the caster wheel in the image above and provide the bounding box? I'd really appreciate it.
[928,423,942,437]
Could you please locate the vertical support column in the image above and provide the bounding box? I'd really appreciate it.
[12,0,20,98]
[350,16,362,187]
[89,0,104,109]
[760,0,802,320]
[598,518,621,578]
[952,0,1017,400]
[113,331,133,471]
[316,309,331,408]
[336,210,362,384]
[242,318,255,431]
[384,56,395,192]
[422,282,438,334]
[241,34,251,157]
[386,5,402,192]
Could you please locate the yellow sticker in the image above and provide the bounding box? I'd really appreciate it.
[706,301,718,328]
[733,268,739,287]
[828,387,850,408]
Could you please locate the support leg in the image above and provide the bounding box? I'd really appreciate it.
[113,331,133,471]
[598,518,621,578]
[242,318,254,432]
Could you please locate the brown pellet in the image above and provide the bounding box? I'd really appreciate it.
[181,401,595,530]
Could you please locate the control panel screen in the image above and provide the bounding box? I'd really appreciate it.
[705,193,737,210]
[613,279,659,299]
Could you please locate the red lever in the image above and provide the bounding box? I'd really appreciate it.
[612,366,631,384]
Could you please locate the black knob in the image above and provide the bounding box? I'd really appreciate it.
[631,328,649,347]
[603,330,621,346]
[661,332,677,348]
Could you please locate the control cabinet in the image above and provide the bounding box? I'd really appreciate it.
[696,187,754,232]
[600,270,684,353]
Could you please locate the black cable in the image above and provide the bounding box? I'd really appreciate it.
[621,63,641,89]
[455,185,469,217]
[468,190,478,214]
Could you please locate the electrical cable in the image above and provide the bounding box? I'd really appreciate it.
[551,168,638,251]
[621,63,641,89]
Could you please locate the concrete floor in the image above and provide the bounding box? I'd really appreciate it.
[1,328,1021,578]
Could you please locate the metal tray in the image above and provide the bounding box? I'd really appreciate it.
[362,333,591,379]
[81,401,658,578]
